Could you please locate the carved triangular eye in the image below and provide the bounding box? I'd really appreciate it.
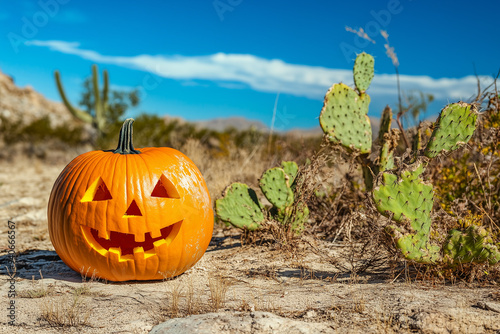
[81,177,112,202]
[151,174,180,199]
[124,199,142,217]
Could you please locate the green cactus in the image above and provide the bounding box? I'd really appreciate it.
[216,161,308,234]
[277,201,310,234]
[371,101,494,266]
[319,52,374,154]
[413,125,423,151]
[259,167,294,210]
[378,106,393,142]
[373,162,441,263]
[353,52,375,93]
[281,161,299,185]
[215,183,264,231]
[444,226,500,265]
[424,102,478,158]
[319,83,372,153]
[379,129,399,172]
[55,64,109,136]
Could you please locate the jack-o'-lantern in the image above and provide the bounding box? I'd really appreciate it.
[48,119,213,281]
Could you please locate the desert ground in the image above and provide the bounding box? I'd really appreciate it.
[0,156,499,334]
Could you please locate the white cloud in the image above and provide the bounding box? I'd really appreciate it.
[26,40,493,101]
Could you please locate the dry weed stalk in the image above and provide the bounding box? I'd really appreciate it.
[18,271,55,298]
[208,274,230,311]
[345,26,376,44]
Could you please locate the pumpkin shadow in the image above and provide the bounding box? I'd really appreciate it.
[207,235,242,251]
[0,249,82,282]
[0,249,195,284]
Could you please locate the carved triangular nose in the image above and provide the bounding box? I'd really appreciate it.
[123,199,142,217]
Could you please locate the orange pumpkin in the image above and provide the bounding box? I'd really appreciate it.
[48,119,213,281]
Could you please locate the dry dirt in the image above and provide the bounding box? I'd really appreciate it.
[0,158,499,334]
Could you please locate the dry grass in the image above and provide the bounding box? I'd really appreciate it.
[18,271,54,299]
[208,274,230,312]
[40,295,92,328]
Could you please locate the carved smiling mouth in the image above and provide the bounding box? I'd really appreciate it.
[81,220,183,260]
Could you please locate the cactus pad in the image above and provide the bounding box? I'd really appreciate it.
[353,52,375,93]
[319,83,372,153]
[444,225,500,265]
[424,102,478,158]
[378,105,393,142]
[379,129,399,172]
[277,201,310,234]
[259,167,294,210]
[281,161,299,185]
[373,163,440,263]
[215,183,264,231]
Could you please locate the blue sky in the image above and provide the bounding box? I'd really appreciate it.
[0,0,499,130]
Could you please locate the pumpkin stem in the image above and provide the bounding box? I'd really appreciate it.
[114,118,141,154]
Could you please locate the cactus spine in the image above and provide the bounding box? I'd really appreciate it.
[55,64,109,136]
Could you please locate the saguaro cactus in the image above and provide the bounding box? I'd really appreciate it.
[55,64,109,136]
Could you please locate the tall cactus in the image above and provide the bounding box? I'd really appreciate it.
[55,64,109,136]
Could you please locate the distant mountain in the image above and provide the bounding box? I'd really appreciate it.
[193,117,269,132]
[0,69,74,127]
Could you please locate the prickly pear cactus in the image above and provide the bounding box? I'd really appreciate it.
[424,102,478,158]
[353,52,375,93]
[215,183,264,231]
[281,161,299,185]
[444,225,500,265]
[319,83,372,153]
[259,167,294,210]
[379,129,399,172]
[277,201,310,234]
[373,162,441,263]
[378,106,393,142]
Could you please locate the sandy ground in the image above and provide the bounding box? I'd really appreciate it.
[0,158,499,334]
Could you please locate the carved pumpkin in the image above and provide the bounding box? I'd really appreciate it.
[48,119,213,281]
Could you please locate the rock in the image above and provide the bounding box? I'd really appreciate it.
[396,309,500,334]
[149,311,335,334]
